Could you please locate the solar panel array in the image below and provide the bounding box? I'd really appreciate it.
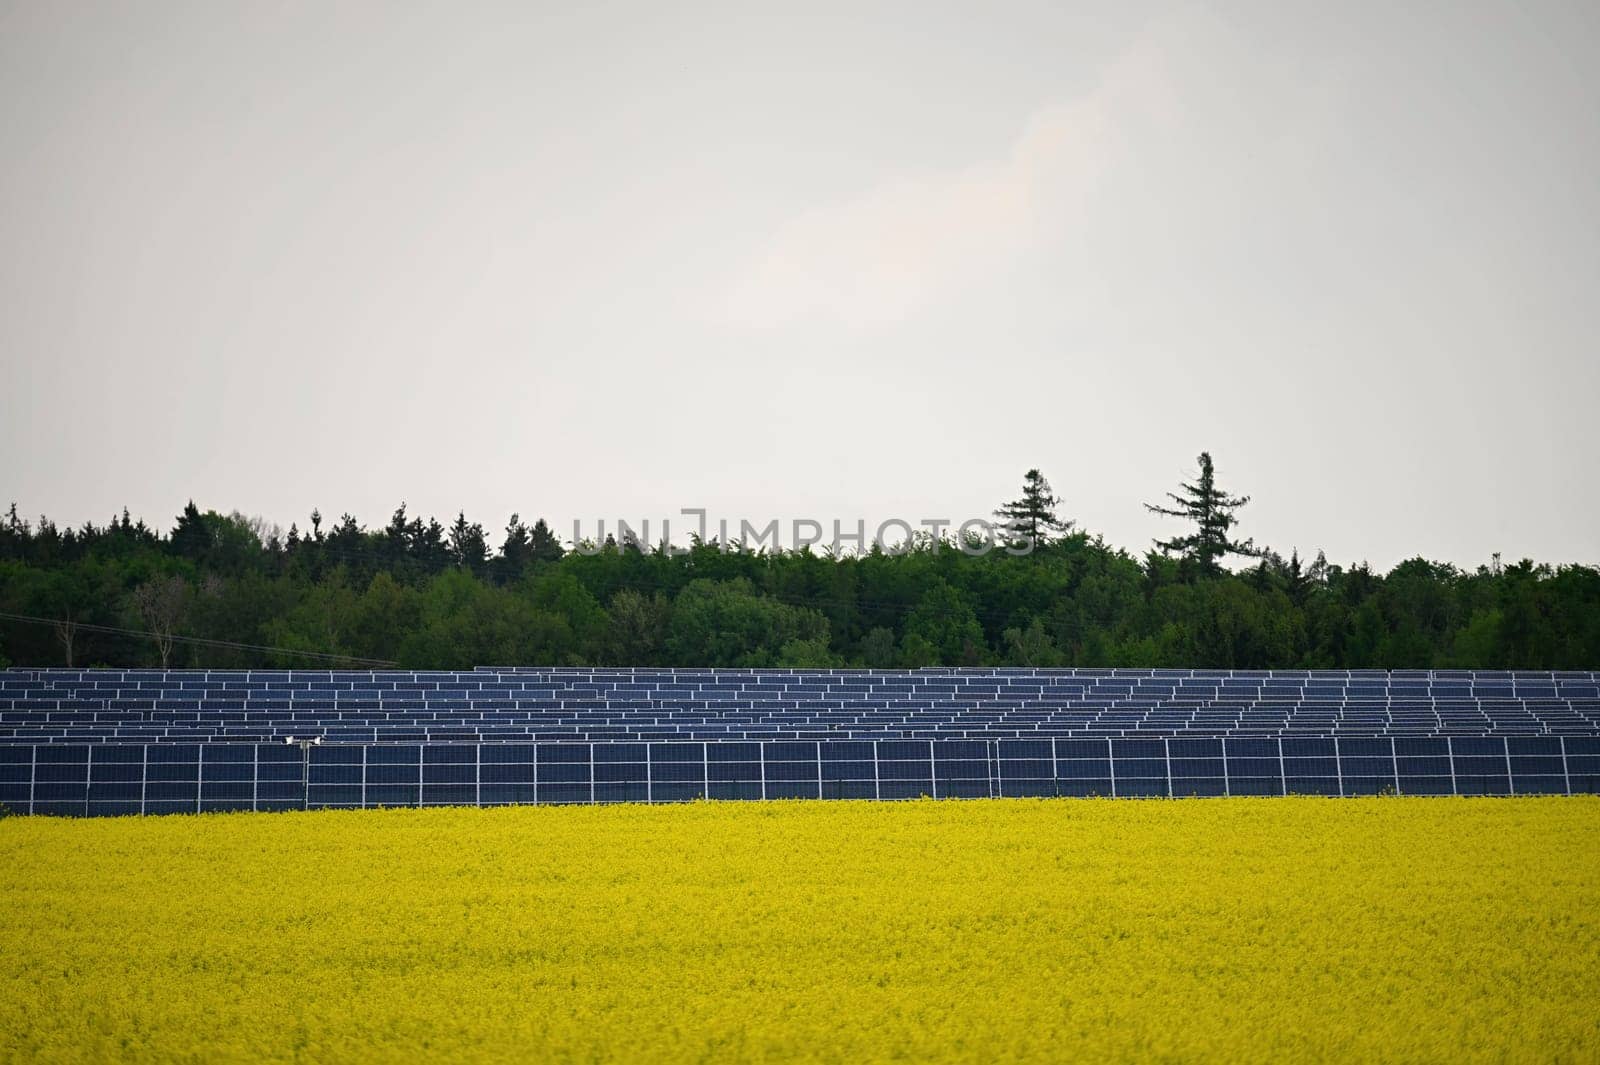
[1,668,1596,815]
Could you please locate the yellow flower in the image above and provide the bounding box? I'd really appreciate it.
[1,797,1596,1063]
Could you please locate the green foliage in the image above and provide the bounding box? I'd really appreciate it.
[0,497,1596,670]
[664,578,830,667]
[905,582,986,665]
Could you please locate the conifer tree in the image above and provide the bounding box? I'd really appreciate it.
[994,469,1071,549]
[1145,451,1257,577]
[529,518,564,562]
[385,504,415,571]
[170,501,211,561]
[412,518,450,574]
[494,514,533,584]
[447,512,489,575]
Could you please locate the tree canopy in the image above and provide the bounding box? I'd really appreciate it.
[0,473,1595,670]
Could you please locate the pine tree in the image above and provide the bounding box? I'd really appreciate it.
[385,504,414,571]
[494,514,533,584]
[447,512,489,575]
[529,518,564,562]
[0,503,30,561]
[170,501,211,561]
[1284,549,1314,605]
[1144,451,1257,578]
[994,469,1071,549]
[414,518,449,573]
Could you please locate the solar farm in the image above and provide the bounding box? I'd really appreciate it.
[1,666,1597,815]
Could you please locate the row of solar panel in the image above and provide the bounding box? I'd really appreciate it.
[9,701,1578,711]
[9,713,1587,722]
[7,680,1596,696]
[4,701,1592,719]
[8,673,1594,684]
[7,697,1596,716]
[5,714,1595,740]
[9,699,1592,712]
[3,703,1587,729]
[9,708,1596,726]
[6,725,1593,741]
[7,692,1596,708]
[12,687,1600,697]
[2,736,1595,816]
[13,666,1596,677]
[4,700,1593,712]
[6,671,1596,687]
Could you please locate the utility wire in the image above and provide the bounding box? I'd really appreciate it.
[0,611,397,668]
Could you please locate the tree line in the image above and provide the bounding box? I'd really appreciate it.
[1,455,1595,670]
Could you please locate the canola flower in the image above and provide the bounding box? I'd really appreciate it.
[1,797,1597,1064]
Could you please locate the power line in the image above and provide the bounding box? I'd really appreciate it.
[0,611,397,668]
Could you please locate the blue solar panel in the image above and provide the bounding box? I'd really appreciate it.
[0,666,1596,813]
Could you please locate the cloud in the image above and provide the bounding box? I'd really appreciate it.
[720,27,1181,328]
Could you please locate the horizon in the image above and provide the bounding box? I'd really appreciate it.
[5,485,1591,575]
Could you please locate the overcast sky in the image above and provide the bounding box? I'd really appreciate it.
[2,1,1595,569]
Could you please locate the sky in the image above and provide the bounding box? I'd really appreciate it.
[1,0,1596,570]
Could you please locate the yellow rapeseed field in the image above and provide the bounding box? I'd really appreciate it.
[2,798,1598,1064]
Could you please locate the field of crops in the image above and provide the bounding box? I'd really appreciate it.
[3,798,1597,1064]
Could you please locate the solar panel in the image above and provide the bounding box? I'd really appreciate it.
[0,667,1596,813]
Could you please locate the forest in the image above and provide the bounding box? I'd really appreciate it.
[1,460,1596,671]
